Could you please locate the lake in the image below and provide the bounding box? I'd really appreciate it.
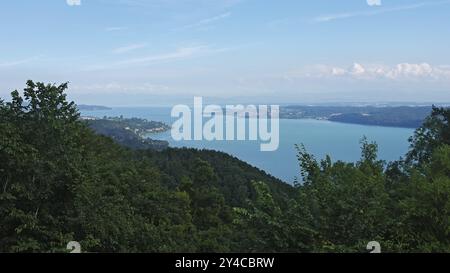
[81,107,415,183]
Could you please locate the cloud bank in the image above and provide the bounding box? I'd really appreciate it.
[66,0,81,6]
[288,63,450,81]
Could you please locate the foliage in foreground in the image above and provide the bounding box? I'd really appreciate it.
[0,81,449,252]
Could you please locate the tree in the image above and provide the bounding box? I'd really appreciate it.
[0,81,83,252]
[407,106,450,165]
[294,139,390,252]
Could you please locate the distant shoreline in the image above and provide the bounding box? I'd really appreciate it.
[80,104,431,129]
[77,104,112,111]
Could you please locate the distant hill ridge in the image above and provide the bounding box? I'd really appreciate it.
[280,105,432,128]
[77,104,112,111]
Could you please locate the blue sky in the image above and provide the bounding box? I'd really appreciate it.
[0,0,450,105]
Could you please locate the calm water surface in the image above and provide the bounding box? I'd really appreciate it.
[82,107,415,183]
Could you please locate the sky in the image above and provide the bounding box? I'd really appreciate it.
[0,0,450,106]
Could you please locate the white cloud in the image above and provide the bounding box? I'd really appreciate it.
[314,0,450,23]
[385,63,433,79]
[331,67,346,76]
[0,56,40,67]
[117,46,208,66]
[175,12,231,31]
[66,0,81,6]
[350,63,366,76]
[291,62,450,81]
[112,44,147,54]
[85,45,233,71]
[367,0,382,7]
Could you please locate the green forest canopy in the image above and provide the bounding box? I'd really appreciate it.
[0,81,449,252]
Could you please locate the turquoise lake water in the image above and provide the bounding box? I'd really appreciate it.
[82,107,415,183]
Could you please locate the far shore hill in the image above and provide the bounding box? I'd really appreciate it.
[77,104,112,111]
[77,104,437,129]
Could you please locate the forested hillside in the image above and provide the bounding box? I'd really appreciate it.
[280,105,432,128]
[0,81,449,253]
[85,118,170,151]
